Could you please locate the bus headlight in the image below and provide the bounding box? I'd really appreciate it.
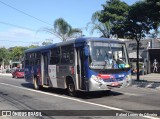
[91,75,103,83]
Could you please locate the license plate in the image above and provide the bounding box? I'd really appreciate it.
[111,82,119,86]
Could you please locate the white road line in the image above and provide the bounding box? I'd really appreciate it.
[0,82,159,119]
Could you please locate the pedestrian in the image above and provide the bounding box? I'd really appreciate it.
[153,59,158,72]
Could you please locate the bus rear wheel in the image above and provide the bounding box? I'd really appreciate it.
[67,80,77,97]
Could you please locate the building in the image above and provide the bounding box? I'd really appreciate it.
[123,39,160,74]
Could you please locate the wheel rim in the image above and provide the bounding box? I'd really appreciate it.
[34,78,39,89]
[67,82,76,96]
[68,84,74,93]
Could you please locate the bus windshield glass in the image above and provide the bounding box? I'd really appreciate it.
[89,41,129,69]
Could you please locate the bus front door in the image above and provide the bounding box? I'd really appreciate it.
[76,48,85,90]
[41,52,49,86]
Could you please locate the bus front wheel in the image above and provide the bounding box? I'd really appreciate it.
[67,80,77,97]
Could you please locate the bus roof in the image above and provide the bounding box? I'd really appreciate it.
[25,37,124,53]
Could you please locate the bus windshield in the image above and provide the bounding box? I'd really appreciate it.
[89,41,129,69]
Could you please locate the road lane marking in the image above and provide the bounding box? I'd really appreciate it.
[0,82,159,119]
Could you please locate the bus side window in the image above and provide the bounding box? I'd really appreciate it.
[37,52,41,59]
[35,59,40,65]
[26,53,30,59]
[61,46,68,64]
[25,60,29,66]
[29,60,34,66]
[61,45,74,64]
[50,48,60,65]
[69,46,74,64]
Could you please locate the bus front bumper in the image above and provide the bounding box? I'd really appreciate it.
[88,75,132,91]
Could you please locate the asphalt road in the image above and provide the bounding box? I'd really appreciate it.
[0,75,160,119]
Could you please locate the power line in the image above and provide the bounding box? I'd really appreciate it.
[0,0,53,26]
[0,21,45,44]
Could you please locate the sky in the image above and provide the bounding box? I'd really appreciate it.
[0,0,138,48]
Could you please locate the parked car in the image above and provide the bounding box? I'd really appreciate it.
[12,68,24,78]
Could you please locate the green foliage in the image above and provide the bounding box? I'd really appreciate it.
[97,0,160,81]
[0,45,38,66]
[122,1,155,81]
[98,0,160,39]
[42,41,52,46]
[54,18,72,39]
[28,45,39,49]
[100,0,129,22]
[124,1,152,40]
[87,11,112,38]
[145,0,160,38]
[10,46,27,61]
[45,18,82,41]
[0,47,9,65]
[99,0,129,38]
[146,0,160,24]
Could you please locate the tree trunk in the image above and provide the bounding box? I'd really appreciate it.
[136,40,140,81]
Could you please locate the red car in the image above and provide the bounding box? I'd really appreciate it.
[12,68,24,78]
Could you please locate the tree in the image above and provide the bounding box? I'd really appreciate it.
[99,0,129,38]
[45,18,82,41]
[87,11,112,38]
[0,47,9,69]
[145,0,160,38]
[28,45,39,49]
[11,46,27,61]
[42,41,52,46]
[124,1,152,81]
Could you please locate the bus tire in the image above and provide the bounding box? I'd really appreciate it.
[33,77,41,90]
[67,80,77,97]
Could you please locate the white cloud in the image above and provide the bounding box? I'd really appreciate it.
[0,28,35,39]
[0,28,61,48]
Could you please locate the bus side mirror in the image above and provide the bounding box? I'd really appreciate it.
[84,46,89,56]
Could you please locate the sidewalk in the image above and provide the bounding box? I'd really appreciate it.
[132,73,160,90]
[132,73,160,82]
[0,73,12,77]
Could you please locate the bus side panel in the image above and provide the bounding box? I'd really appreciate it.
[24,65,33,83]
[56,65,75,89]
[48,65,57,87]
[56,65,67,88]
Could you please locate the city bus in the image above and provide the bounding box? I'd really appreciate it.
[24,37,132,96]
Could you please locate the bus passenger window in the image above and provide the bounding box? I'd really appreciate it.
[37,52,41,58]
[29,60,34,66]
[50,48,60,64]
[61,45,74,64]
[35,59,40,65]
[25,60,29,66]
